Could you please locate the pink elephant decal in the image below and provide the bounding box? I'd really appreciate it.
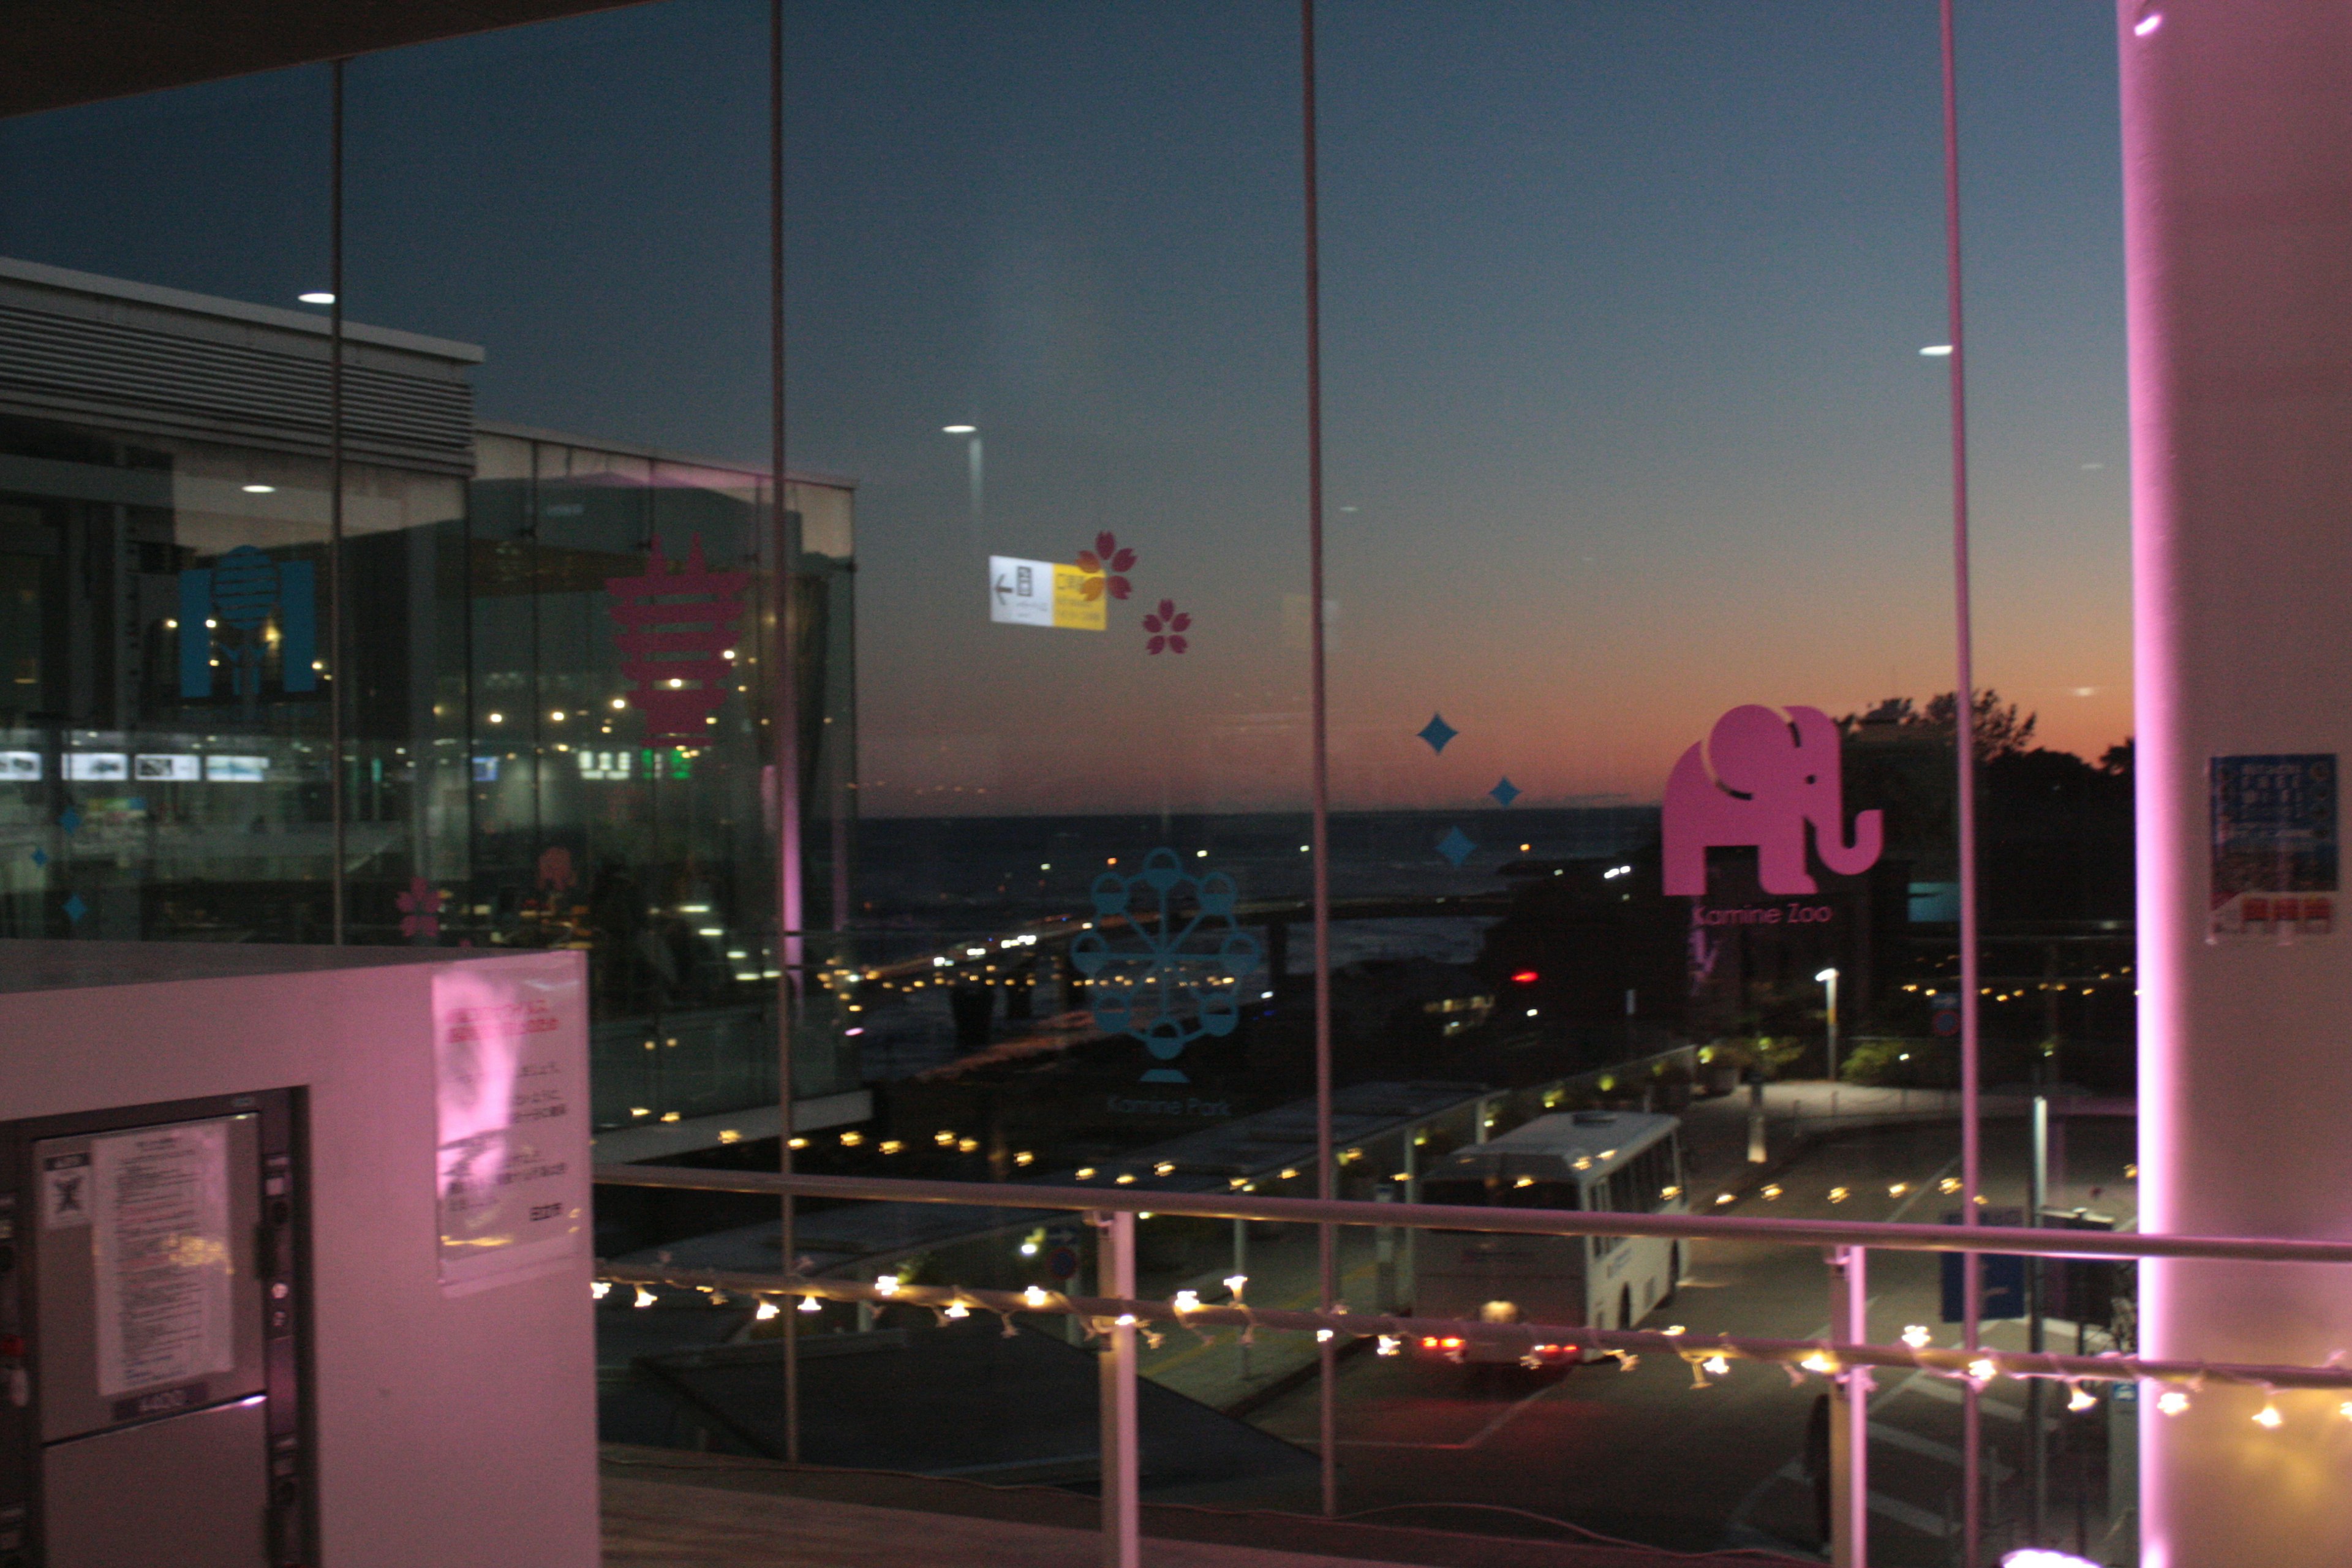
[1662,704,1883,896]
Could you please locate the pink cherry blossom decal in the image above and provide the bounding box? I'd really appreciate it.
[1142,598,1191,655]
[1076,530,1136,601]
[396,876,444,940]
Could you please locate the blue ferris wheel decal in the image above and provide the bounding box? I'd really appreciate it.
[1072,848,1262,1084]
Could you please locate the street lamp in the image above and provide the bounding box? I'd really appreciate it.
[941,424,983,543]
[1815,967,1840,1083]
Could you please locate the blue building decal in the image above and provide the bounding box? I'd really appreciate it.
[178,546,317,699]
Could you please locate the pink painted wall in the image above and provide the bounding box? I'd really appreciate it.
[0,944,597,1568]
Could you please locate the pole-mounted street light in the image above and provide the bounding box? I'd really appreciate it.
[1815,966,1840,1084]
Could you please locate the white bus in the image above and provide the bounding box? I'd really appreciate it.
[1413,1110,1686,1365]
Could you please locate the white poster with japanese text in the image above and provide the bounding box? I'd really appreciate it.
[434,966,589,1295]
[91,1120,235,1397]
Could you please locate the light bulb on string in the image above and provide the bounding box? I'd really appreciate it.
[591,1281,612,1300]
[1703,1354,1731,1377]
[2253,1403,2283,1429]
[875,1274,900,1297]
[797,1295,822,1313]
[755,1300,780,1321]
[945,1302,970,1319]
[2157,1389,2191,1416]
[1172,1290,1201,1313]
[633,1286,657,1309]
[2067,1382,2097,1412]
[1024,1286,1050,1308]
[1967,1358,1999,1383]
[1901,1324,1932,1350]
[1377,1336,1401,1357]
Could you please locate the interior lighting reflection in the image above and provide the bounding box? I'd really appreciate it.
[1921,344,1954,356]
[942,424,976,434]
[241,483,276,494]
[298,291,335,304]
[2133,12,2162,36]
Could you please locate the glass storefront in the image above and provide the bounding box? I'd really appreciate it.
[0,3,2141,1560]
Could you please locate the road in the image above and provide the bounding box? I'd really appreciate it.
[1225,1109,2139,1564]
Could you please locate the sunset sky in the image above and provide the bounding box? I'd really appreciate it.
[0,0,2132,816]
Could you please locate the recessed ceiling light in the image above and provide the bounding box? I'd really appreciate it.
[241,484,276,494]
[298,292,335,305]
[941,424,976,434]
[1920,344,1954,357]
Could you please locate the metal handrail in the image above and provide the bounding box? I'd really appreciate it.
[592,1163,2352,1267]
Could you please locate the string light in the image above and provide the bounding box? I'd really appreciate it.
[1762,1184,1784,1200]
[1828,1186,1850,1204]
[1888,1182,1909,1197]
[591,1281,612,1300]
[1941,1177,1963,1195]
[590,1270,2352,1420]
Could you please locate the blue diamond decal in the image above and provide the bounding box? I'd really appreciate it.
[58,807,81,835]
[1417,714,1457,754]
[1436,827,1476,867]
[1489,776,1521,807]
[30,848,47,867]
[62,894,86,923]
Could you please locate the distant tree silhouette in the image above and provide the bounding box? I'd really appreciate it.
[1839,689,2038,761]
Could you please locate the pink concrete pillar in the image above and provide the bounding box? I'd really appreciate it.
[2124,3,2352,1562]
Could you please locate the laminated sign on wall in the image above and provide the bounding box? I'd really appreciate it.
[2210,754,2337,937]
[433,968,588,1294]
[85,1120,235,1398]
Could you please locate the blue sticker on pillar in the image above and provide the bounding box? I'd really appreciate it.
[1489,777,1521,807]
[1417,714,1458,754]
[1070,848,1261,1084]
[179,548,316,700]
[1436,827,1476,867]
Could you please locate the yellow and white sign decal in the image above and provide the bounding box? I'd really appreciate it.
[990,556,1104,631]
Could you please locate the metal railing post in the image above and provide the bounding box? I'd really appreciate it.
[1093,1209,1139,1568]
[1829,1245,1870,1567]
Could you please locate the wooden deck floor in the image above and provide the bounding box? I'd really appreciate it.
[603,1477,1425,1568]
[597,1449,1800,1568]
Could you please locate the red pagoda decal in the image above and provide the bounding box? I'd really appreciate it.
[605,537,752,744]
